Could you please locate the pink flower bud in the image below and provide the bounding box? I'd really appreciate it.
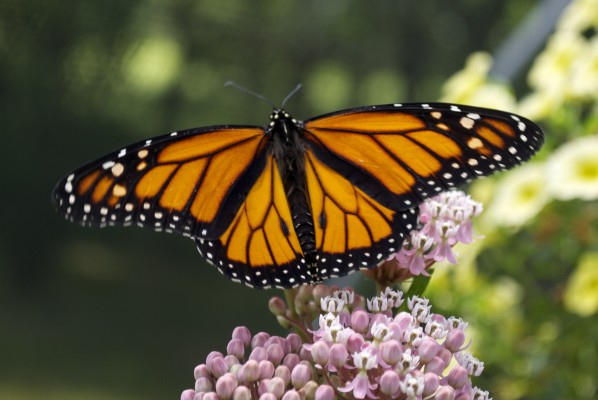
[418,337,439,363]
[315,384,335,400]
[370,313,390,327]
[394,312,415,331]
[251,332,270,349]
[258,379,269,396]
[444,329,466,352]
[206,351,224,365]
[298,346,312,362]
[267,377,286,398]
[437,347,452,366]
[267,343,285,366]
[282,353,300,371]
[268,297,287,316]
[259,393,277,400]
[387,321,403,341]
[424,356,446,375]
[345,333,365,354]
[286,333,302,354]
[249,347,268,362]
[208,357,228,378]
[224,355,240,370]
[329,343,348,370]
[298,381,318,399]
[291,363,311,389]
[215,374,237,399]
[311,284,329,302]
[194,364,210,379]
[423,372,440,397]
[274,365,291,386]
[203,392,219,400]
[227,339,246,359]
[259,360,275,380]
[265,336,285,350]
[455,390,471,400]
[241,360,260,382]
[380,339,402,365]
[379,370,400,396]
[276,315,292,329]
[252,332,270,349]
[448,365,469,389]
[435,386,455,400]
[298,285,314,301]
[281,390,301,400]
[310,340,330,366]
[193,392,205,400]
[181,389,195,400]
[429,313,447,324]
[232,327,251,346]
[195,377,213,392]
[350,309,369,333]
[232,386,251,400]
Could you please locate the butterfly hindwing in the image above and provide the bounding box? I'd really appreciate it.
[303,149,419,280]
[194,155,309,289]
[304,103,544,210]
[52,126,268,239]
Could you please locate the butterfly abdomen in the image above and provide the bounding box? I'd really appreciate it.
[269,110,320,282]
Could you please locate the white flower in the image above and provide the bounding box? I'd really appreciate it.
[399,373,425,399]
[546,135,598,200]
[527,31,587,95]
[320,296,345,313]
[352,348,378,370]
[517,89,563,121]
[370,322,393,343]
[569,37,598,99]
[440,52,492,103]
[558,0,598,33]
[486,163,549,227]
[563,251,598,317]
[456,352,485,376]
[458,82,518,112]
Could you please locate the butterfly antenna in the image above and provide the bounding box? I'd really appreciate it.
[281,83,302,108]
[224,81,276,108]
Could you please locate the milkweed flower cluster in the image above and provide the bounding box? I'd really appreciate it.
[365,191,482,285]
[181,288,490,400]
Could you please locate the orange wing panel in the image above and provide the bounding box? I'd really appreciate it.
[219,156,302,268]
[305,150,396,256]
[307,111,426,132]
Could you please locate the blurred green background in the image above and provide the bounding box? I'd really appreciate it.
[5,0,597,399]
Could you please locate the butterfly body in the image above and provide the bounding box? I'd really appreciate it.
[53,102,544,289]
[267,109,319,282]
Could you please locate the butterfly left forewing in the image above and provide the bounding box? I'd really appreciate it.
[52,126,268,239]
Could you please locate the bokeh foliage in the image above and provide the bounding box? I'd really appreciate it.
[4,0,597,399]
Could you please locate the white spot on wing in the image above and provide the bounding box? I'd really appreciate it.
[102,161,115,170]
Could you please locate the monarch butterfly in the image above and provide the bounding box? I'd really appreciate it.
[53,101,544,289]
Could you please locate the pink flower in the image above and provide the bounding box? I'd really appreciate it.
[338,349,379,399]
[182,288,490,400]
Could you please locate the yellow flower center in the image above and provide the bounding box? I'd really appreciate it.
[518,184,540,202]
[577,160,598,181]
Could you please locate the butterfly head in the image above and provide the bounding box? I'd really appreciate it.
[268,109,302,143]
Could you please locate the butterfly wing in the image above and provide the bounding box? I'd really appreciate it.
[304,103,544,211]
[52,125,270,239]
[302,148,419,280]
[301,102,543,275]
[194,155,309,289]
